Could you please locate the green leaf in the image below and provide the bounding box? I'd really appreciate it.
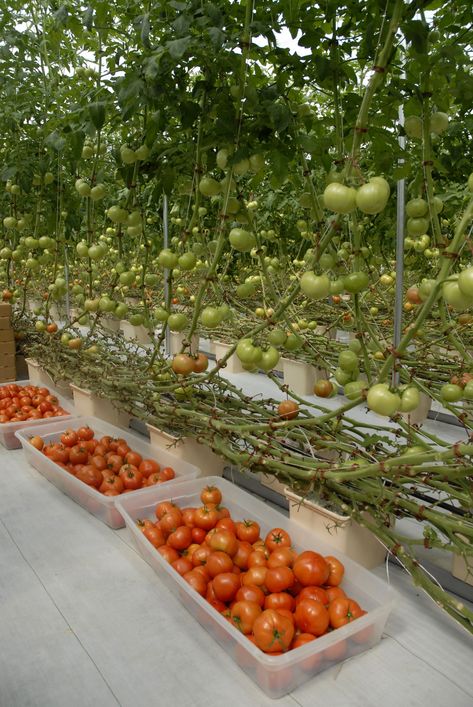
[83,6,93,31]
[89,102,106,130]
[45,131,66,152]
[179,101,200,129]
[267,102,291,133]
[269,150,288,186]
[141,13,151,49]
[208,27,225,46]
[298,133,319,153]
[392,163,411,180]
[167,37,191,59]
[53,4,68,26]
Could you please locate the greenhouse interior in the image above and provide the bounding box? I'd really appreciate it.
[0,0,472,705]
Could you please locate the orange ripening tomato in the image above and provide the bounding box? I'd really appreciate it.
[230,601,262,635]
[200,485,222,505]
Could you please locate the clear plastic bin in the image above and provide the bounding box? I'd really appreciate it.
[0,379,75,449]
[115,477,397,698]
[15,416,200,529]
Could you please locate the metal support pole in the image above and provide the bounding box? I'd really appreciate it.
[163,193,171,357]
[392,103,406,387]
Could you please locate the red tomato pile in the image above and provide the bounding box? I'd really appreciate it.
[0,383,69,423]
[139,485,368,655]
[29,425,176,495]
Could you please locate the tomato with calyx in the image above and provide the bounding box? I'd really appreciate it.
[329,597,364,628]
[167,525,192,551]
[77,426,94,441]
[252,609,295,653]
[265,527,292,553]
[194,506,219,530]
[235,519,260,544]
[139,459,160,478]
[200,485,222,505]
[231,601,262,635]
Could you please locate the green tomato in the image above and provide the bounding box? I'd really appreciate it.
[236,339,262,364]
[35,320,46,332]
[259,346,280,372]
[84,298,99,312]
[404,115,422,139]
[90,184,107,201]
[442,280,473,311]
[157,249,179,269]
[406,198,428,218]
[344,380,366,400]
[129,313,145,326]
[319,253,336,270]
[120,146,137,164]
[343,271,369,294]
[268,328,287,346]
[463,381,473,400]
[284,334,303,351]
[24,236,39,249]
[440,383,463,403]
[430,112,449,135]
[338,350,359,372]
[167,313,188,331]
[229,228,256,253]
[458,267,473,299]
[400,387,420,412]
[98,297,116,313]
[300,272,330,300]
[144,273,160,287]
[323,183,356,214]
[236,282,255,298]
[178,252,197,271]
[200,306,223,328]
[407,217,429,237]
[199,176,221,197]
[348,339,362,354]
[334,367,353,386]
[88,244,106,260]
[153,307,169,323]
[119,271,136,286]
[355,181,388,214]
[114,303,129,319]
[107,206,129,224]
[366,383,401,417]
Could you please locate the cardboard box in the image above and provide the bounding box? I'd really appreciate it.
[0,303,12,317]
[0,341,15,356]
[0,365,16,382]
[0,329,14,342]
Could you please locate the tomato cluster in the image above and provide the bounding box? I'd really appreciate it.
[0,383,69,423]
[30,426,176,495]
[140,486,367,655]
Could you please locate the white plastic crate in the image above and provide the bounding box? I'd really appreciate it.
[115,476,397,698]
[15,416,200,529]
[0,379,75,450]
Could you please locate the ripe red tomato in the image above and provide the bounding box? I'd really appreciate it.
[120,465,143,490]
[212,572,240,603]
[77,426,94,441]
[125,450,142,467]
[167,525,192,551]
[294,598,330,636]
[171,557,194,576]
[293,551,330,587]
[69,444,88,465]
[208,529,239,557]
[236,584,266,607]
[143,525,166,549]
[159,507,183,534]
[76,465,103,488]
[29,435,44,450]
[296,586,329,607]
[230,601,262,635]
[194,506,219,530]
[264,592,295,612]
[329,597,364,629]
[265,528,292,553]
[158,545,180,563]
[267,547,297,568]
[139,459,160,478]
[206,551,234,577]
[325,586,347,603]
[99,475,124,494]
[241,566,268,593]
[252,609,294,653]
[232,541,253,570]
[235,519,261,544]
[183,570,208,596]
[265,566,294,593]
[200,485,222,505]
[325,555,345,586]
